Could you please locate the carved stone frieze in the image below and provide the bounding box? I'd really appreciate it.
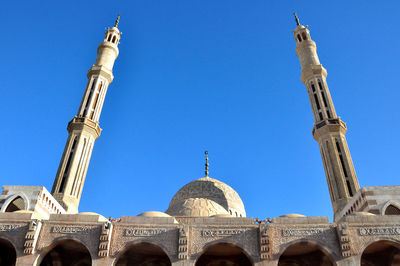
[189,226,259,260]
[109,225,178,259]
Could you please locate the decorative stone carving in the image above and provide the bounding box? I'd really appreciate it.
[337,223,351,258]
[24,220,42,255]
[260,225,271,260]
[358,227,400,236]
[98,222,112,258]
[282,228,324,237]
[51,225,91,234]
[0,224,21,231]
[178,227,188,260]
[124,228,167,236]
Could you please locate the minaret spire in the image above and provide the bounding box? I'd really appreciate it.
[51,18,122,213]
[293,18,360,219]
[114,14,120,28]
[294,12,300,26]
[205,151,209,177]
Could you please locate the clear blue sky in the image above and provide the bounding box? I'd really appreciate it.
[1,1,399,221]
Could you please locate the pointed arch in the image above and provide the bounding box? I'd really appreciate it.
[37,239,92,266]
[114,241,171,266]
[1,193,29,212]
[361,240,400,266]
[0,237,17,266]
[382,201,400,215]
[278,240,336,266]
[195,242,253,266]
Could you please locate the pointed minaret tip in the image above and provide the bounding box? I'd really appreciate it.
[204,151,209,177]
[115,14,120,28]
[294,12,300,26]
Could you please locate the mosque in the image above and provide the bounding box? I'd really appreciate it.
[0,14,400,266]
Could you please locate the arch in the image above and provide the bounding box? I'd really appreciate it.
[114,241,171,266]
[112,35,117,43]
[0,237,17,266]
[107,34,112,42]
[37,239,91,266]
[195,242,253,266]
[1,193,29,212]
[361,240,400,266]
[278,240,336,266]
[383,201,400,215]
[297,34,302,42]
[301,32,308,40]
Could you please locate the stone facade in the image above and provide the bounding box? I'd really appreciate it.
[0,15,400,266]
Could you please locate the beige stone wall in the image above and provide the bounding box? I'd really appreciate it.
[1,212,399,265]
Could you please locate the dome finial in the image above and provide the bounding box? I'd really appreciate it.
[204,151,209,177]
[293,12,300,26]
[115,14,120,28]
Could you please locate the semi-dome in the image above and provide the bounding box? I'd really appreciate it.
[166,176,246,217]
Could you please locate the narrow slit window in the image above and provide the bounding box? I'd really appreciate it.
[59,137,78,193]
[326,110,331,118]
[336,140,349,177]
[112,36,116,43]
[321,91,328,107]
[297,34,302,42]
[318,80,324,90]
[313,94,321,110]
[107,34,111,42]
[346,180,353,197]
[90,82,102,119]
[83,80,96,117]
[318,112,323,120]
[311,83,316,92]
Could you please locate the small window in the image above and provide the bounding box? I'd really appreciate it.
[107,34,112,42]
[112,36,116,43]
[385,205,400,215]
[297,34,302,42]
[301,32,307,40]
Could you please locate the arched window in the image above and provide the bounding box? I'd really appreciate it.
[302,32,308,40]
[107,34,112,42]
[385,204,400,215]
[297,34,302,42]
[5,196,25,212]
[112,36,116,43]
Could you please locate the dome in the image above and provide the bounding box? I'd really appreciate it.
[138,211,172,217]
[280,213,306,218]
[110,26,120,33]
[79,212,108,222]
[349,211,376,216]
[166,176,246,217]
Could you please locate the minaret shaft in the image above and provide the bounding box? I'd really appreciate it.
[294,22,359,218]
[51,21,121,213]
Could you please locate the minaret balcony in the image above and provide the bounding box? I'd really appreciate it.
[67,116,102,138]
[312,118,347,140]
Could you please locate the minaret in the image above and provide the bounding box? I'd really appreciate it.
[293,14,359,218]
[51,16,122,213]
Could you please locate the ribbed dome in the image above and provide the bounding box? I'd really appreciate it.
[166,176,246,217]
